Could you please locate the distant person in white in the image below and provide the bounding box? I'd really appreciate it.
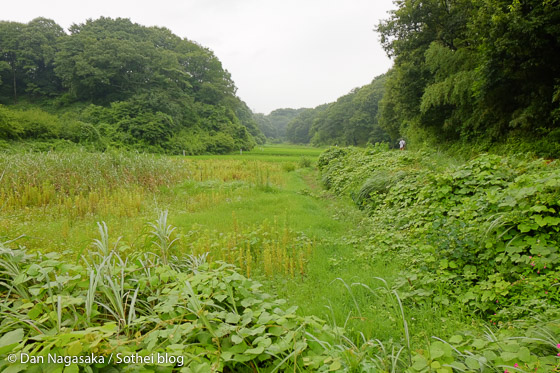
[399,139,406,150]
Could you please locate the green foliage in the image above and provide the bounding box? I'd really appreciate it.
[255,108,307,142]
[318,147,560,321]
[3,146,560,371]
[315,145,560,369]
[409,318,560,373]
[0,17,263,154]
[0,228,342,372]
[285,75,391,147]
[376,0,560,156]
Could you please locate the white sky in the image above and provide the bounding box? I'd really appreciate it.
[3,0,395,114]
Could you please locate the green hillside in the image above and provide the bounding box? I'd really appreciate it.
[0,17,264,154]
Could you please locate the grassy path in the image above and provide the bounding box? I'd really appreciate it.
[174,146,471,345]
[164,153,406,341]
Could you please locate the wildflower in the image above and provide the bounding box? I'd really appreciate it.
[557,343,560,349]
[531,262,535,266]
[514,363,519,368]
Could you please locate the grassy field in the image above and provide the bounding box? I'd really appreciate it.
[0,145,394,334]
[0,145,413,342]
[2,144,558,371]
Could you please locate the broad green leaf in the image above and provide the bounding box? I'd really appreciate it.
[449,335,463,344]
[483,350,498,361]
[518,347,532,363]
[268,326,284,336]
[225,313,241,324]
[465,357,480,369]
[329,360,342,371]
[411,355,429,370]
[517,223,533,233]
[244,345,264,355]
[500,351,518,361]
[2,363,29,373]
[27,304,42,320]
[430,346,445,359]
[63,364,79,373]
[472,339,487,349]
[231,335,243,344]
[0,329,24,355]
[67,340,82,356]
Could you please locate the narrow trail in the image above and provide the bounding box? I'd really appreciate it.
[262,167,405,341]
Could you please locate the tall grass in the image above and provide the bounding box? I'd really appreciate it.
[0,150,301,254]
[183,216,314,278]
[0,150,190,216]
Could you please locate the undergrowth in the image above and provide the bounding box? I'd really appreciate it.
[317,145,560,371]
[1,215,559,372]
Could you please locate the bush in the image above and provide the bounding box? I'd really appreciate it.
[299,156,312,168]
[0,220,343,372]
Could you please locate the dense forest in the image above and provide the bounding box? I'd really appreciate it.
[377,0,560,156]
[0,17,264,153]
[255,75,391,147]
[2,0,560,156]
[254,108,306,142]
[260,0,560,156]
[286,75,390,146]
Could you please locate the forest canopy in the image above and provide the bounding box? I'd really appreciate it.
[0,17,264,153]
[2,0,559,156]
[376,0,560,156]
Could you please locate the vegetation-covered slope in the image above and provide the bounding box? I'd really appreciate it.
[0,17,264,153]
[317,145,560,370]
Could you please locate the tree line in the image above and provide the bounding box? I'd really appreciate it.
[258,0,559,155]
[376,0,560,156]
[0,17,264,153]
[254,75,391,147]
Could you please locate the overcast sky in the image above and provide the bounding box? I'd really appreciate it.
[3,0,395,114]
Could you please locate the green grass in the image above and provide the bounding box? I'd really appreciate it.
[185,143,326,162]
[0,145,465,344]
[172,150,467,343]
[0,144,413,342]
[3,144,560,371]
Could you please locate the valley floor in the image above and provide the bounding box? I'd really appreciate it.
[2,144,559,371]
